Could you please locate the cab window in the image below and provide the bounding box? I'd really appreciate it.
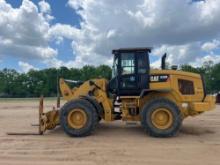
[121,53,135,75]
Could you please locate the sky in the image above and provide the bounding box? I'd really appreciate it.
[0,0,220,72]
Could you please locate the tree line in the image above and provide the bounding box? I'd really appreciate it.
[0,62,219,98]
[0,65,112,98]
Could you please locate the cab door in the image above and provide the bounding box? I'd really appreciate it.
[119,51,149,96]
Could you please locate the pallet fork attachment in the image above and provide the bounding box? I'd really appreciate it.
[7,96,60,136]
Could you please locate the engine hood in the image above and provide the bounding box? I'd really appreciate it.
[150,69,201,79]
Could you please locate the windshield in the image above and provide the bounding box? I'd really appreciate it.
[112,56,118,78]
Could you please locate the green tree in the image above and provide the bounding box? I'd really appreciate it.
[209,63,220,93]
[0,65,112,98]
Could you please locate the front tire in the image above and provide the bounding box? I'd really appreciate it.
[141,98,182,137]
[60,99,98,137]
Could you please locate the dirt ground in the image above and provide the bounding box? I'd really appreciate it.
[0,99,220,165]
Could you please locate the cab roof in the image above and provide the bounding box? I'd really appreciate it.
[112,47,152,54]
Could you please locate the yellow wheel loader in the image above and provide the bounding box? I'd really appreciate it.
[33,48,215,137]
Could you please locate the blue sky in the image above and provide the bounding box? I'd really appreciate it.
[0,0,220,72]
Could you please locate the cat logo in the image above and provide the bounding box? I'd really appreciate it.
[150,75,169,82]
[150,76,159,82]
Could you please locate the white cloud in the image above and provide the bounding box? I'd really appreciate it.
[61,0,220,67]
[38,0,54,22]
[201,40,220,51]
[43,57,83,69]
[0,0,57,61]
[152,43,220,68]
[192,54,220,67]
[18,61,38,73]
[106,29,117,39]
[67,0,83,10]
[153,43,201,65]
[38,0,51,14]
[151,59,161,69]
[48,23,81,41]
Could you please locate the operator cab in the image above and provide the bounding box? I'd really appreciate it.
[108,48,151,96]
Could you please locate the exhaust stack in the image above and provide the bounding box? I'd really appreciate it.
[161,53,167,70]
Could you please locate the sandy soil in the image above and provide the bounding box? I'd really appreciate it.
[0,99,220,165]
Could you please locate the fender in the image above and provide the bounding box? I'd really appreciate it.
[80,95,104,117]
[140,88,172,98]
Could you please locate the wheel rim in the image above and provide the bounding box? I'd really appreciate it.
[151,108,173,129]
[67,109,87,129]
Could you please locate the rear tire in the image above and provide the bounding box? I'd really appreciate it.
[60,99,98,137]
[141,98,182,137]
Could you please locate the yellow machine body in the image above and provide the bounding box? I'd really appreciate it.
[58,69,215,122]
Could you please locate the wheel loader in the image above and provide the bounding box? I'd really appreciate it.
[25,48,216,137]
